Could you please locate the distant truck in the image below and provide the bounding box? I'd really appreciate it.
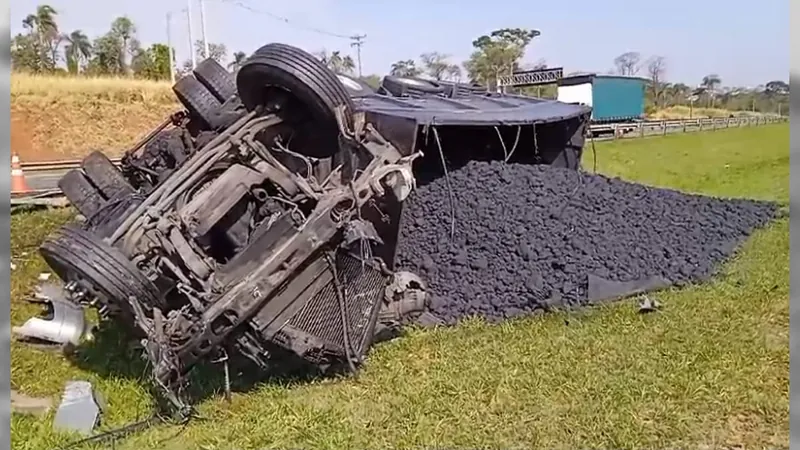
[556,74,647,135]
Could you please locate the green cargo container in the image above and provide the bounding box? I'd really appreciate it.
[557,74,647,123]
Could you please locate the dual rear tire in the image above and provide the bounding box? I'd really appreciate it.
[172,44,354,160]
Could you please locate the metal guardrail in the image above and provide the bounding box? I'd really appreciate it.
[16,116,786,173]
[20,157,123,172]
[590,115,787,140]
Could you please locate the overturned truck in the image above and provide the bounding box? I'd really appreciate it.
[40,43,591,415]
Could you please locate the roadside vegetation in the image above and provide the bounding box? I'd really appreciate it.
[13,4,789,116]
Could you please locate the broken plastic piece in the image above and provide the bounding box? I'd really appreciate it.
[638,295,662,314]
[12,285,87,346]
[382,271,428,321]
[53,380,104,435]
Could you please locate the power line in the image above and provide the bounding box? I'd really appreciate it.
[213,0,353,40]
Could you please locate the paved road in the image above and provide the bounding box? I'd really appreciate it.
[24,170,68,192]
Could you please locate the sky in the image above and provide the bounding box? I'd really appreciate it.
[10,0,789,87]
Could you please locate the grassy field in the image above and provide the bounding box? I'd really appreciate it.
[9,125,788,448]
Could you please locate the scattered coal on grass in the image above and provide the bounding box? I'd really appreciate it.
[395,160,780,324]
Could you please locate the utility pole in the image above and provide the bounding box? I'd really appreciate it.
[166,12,176,83]
[199,0,209,59]
[349,34,365,78]
[187,0,196,69]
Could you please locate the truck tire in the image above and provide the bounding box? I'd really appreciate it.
[81,150,136,200]
[173,74,224,129]
[236,43,354,156]
[40,224,165,314]
[193,58,237,102]
[86,197,142,239]
[58,169,105,218]
[336,74,375,98]
[381,76,444,97]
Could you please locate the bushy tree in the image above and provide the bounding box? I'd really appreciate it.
[389,59,421,77]
[85,32,124,75]
[613,52,641,76]
[110,16,137,75]
[464,27,540,88]
[418,52,461,81]
[132,43,172,80]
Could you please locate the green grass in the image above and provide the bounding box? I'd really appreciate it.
[10,124,789,450]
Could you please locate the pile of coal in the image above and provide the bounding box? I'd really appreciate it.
[394,160,779,324]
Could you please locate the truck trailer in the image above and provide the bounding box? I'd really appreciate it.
[556,74,647,135]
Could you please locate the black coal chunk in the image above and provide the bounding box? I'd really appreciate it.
[395,160,779,324]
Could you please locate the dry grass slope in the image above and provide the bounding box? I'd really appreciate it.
[649,105,767,120]
[11,73,179,162]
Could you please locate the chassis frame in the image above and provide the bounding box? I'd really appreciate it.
[43,102,423,416]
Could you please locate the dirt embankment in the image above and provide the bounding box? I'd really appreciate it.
[11,74,180,162]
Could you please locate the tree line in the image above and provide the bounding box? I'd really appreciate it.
[11,4,247,80]
[378,33,788,116]
[12,5,788,115]
[610,51,788,115]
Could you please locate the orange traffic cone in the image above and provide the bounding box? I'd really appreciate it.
[11,154,31,195]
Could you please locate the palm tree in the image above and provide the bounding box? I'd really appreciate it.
[110,16,136,75]
[23,5,60,68]
[63,30,92,74]
[390,59,421,77]
[701,74,721,107]
[22,6,53,32]
[228,51,247,71]
[336,52,356,75]
[315,50,355,75]
[23,5,58,36]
